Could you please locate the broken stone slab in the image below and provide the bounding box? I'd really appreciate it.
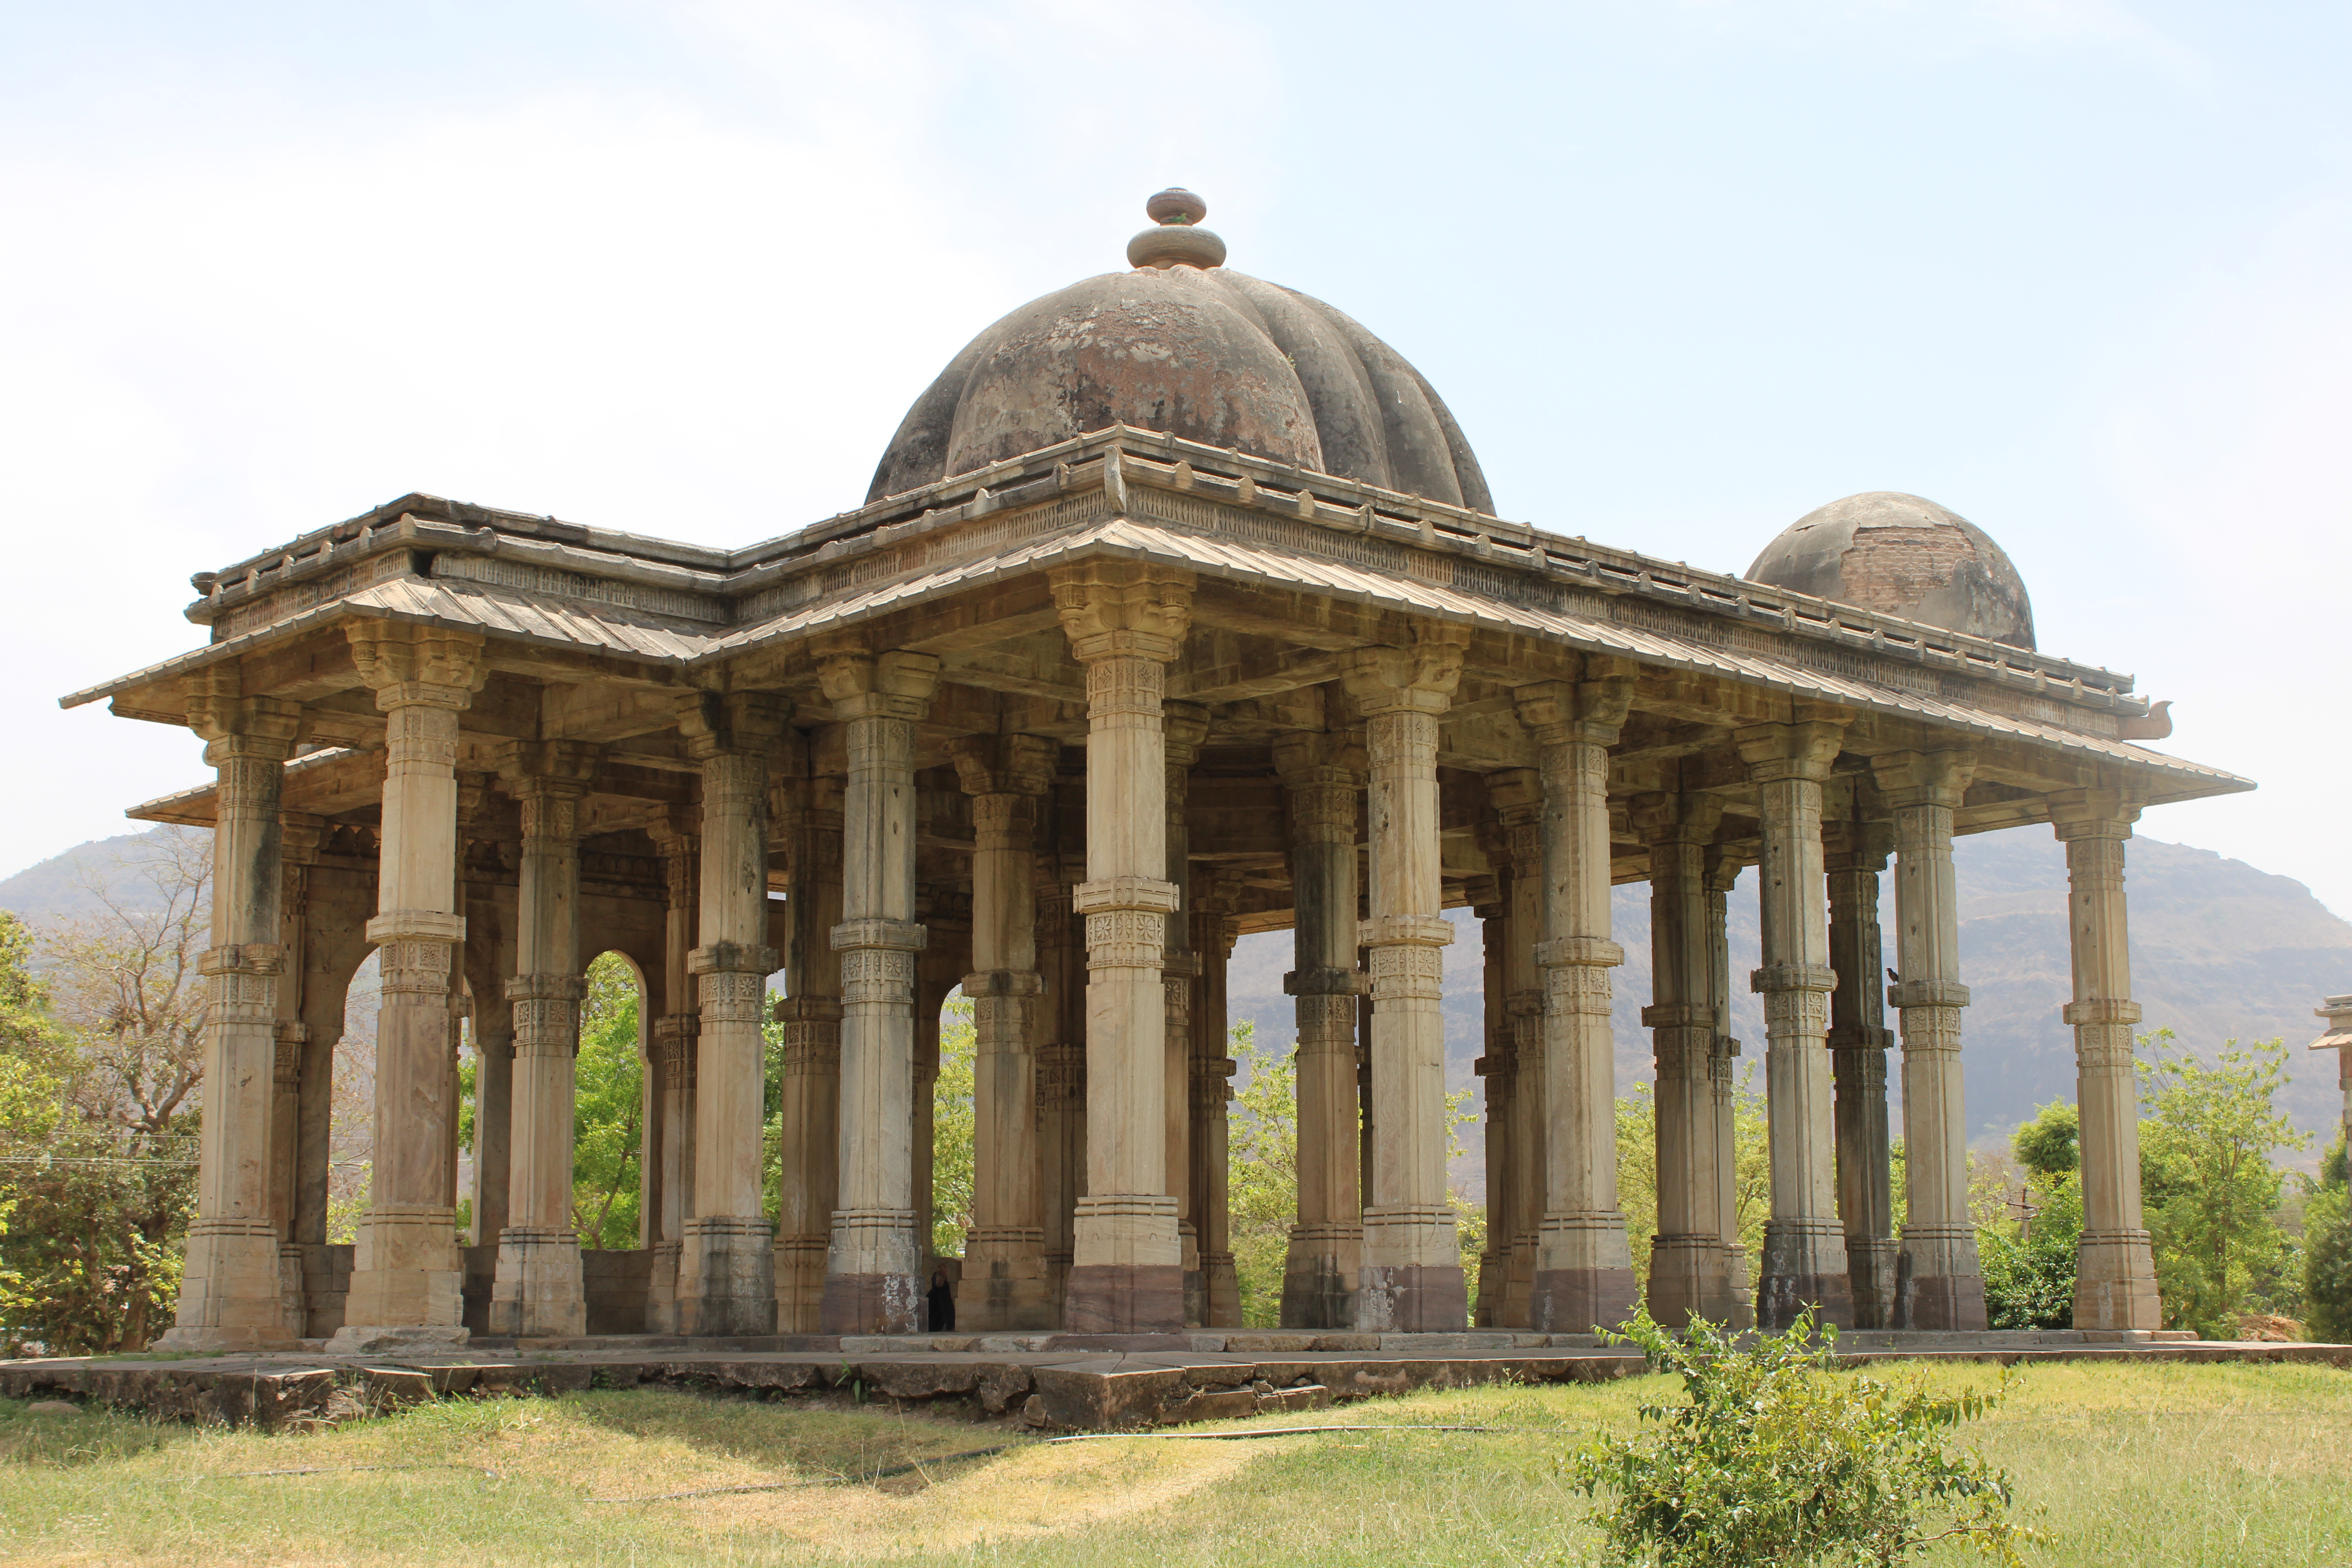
[325,1326,470,1356]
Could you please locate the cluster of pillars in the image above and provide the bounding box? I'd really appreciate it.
[158,593,2166,1350]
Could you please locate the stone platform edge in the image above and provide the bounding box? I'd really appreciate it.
[3,1333,2343,1434]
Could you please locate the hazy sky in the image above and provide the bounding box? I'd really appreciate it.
[3,1,2347,915]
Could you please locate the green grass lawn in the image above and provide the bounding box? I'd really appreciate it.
[0,1361,2343,1566]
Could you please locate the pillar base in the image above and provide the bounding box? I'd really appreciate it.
[773,1233,828,1334]
[1203,1250,1241,1328]
[1894,1225,1984,1330]
[486,1227,587,1339]
[161,1222,298,1349]
[1722,1245,1756,1329]
[1846,1236,1900,1330]
[1500,1232,1538,1328]
[1357,1264,1468,1332]
[1473,1248,1508,1328]
[821,1207,922,1334]
[679,1215,777,1337]
[1758,1218,1855,1330]
[958,1229,1055,1331]
[1646,1234,1737,1328]
[343,1206,465,1332]
[1280,1224,1362,1329]
[1064,1264,1184,1332]
[1534,1214,1640,1334]
[645,1240,684,1335]
[2072,1228,2161,1332]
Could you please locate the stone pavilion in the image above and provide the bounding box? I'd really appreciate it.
[66,190,2249,1353]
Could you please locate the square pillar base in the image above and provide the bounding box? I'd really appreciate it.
[1894,1225,1985,1330]
[486,1227,587,1339]
[1203,1251,1241,1328]
[957,1229,1055,1332]
[2073,1228,2161,1332]
[679,1215,777,1338]
[1758,1217,1855,1330]
[341,1206,465,1334]
[772,1233,829,1334]
[1534,1214,1640,1334]
[1063,1265,1184,1332]
[1646,1234,1737,1328]
[1280,1223,1362,1329]
[821,1207,921,1334]
[645,1240,684,1336]
[157,1222,300,1350]
[1846,1236,1900,1330]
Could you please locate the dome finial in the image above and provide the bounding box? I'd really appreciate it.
[1129,188,1227,270]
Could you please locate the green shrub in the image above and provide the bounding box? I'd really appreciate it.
[1569,1308,2027,1567]
[2306,1182,2352,1344]
[1979,1176,2080,1330]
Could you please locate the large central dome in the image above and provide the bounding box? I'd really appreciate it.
[866,191,1494,512]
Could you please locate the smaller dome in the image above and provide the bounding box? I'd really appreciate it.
[1746,492,2036,650]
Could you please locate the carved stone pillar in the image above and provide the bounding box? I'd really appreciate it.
[816,644,939,1334]
[158,669,303,1351]
[1276,731,1365,1330]
[1191,875,1241,1327]
[1824,812,1898,1329]
[1160,702,1209,1323]
[1053,560,1193,1332]
[645,809,701,1334]
[1341,626,1470,1332]
[772,776,842,1333]
[1037,848,1086,1310]
[1516,672,1638,1334]
[272,812,323,1330]
[332,624,486,1350]
[1468,873,1509,1328]
[1735,718,1853,1330]
[1636,791,1736,1327]
[488,741,599,1339]
[1705,845,1755,1327]
[1487,770,1544,1329]
[2051,787,2161,1332]
[1872,750,1985,1329]
[951,734,1058,1330]
[678,690,790,1338]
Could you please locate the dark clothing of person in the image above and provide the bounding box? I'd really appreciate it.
[927,1279,955,1331]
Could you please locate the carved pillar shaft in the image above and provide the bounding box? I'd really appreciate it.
[489,745,597,1339]
[771,783,840,1333]
[1191,890,1239,1327]
[1161,705,1207,1324]
[953,734,1057,1330]
[1482,780,1543,1330]
[1637,792,1735,1327]
[1825,811,1898,1330]
[1737,719,1853,1330]
[1278,738,1364,1330]
[645,815,700,1334]
[1705,849,1755,1327]
[1345,630,1469,1332]
[816,647,938,1334]
[1054,560,1192,1333]
[1468,885,1509,1328]
[1037,846,1086,1308]
[162,678,303,1351]
[2053,789,2160,1331]
[1873,752,1985,1330]
[1519,677,1637,1334]
[679,693,789,1337]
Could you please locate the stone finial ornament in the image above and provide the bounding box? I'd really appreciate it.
[1128,187,1227,270]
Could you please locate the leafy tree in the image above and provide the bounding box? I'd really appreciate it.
[2011,1100,2079,1182]
[0,835,210,1353]
[2302,1136,2351,1343]
[931,993,975,1258]
[1227,1020,1298,1327]
[570,952,644,1250]
[1613,1065,1771,1295]
[1570,1308,2027,1567]
[1979,1174,2080,1330]
[2138,1031,2309,1338]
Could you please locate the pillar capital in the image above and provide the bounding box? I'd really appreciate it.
[1869,749,1976,811]
[1734,719,1844,781]
[1339,624,1470,715]
[1511,662,1635,747]
[186,668,305,760]
[949,733,1058,798]
[1272,728,1366,782]
[815,643,941,722]
[1050,560,1196,662]
[1163,701,1212,766]
[495,739,603,793]
[345,621,487,711]
[677,690,793,758]
[2048,786,2144,839]
[1633,790,1726,849]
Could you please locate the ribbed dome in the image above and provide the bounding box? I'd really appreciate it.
[865,194,1493,512]
[1747,492,2036,650]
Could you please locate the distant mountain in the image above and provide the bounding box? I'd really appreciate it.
[1229,833,2352,1193]
[0,828,192,924]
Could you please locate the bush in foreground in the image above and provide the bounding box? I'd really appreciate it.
[1568,1308,2028,1567]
